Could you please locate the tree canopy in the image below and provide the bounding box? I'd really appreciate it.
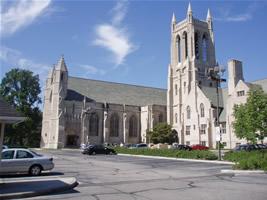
[0,68,42,147]
[233,86,267,143]
[147,123,175,144]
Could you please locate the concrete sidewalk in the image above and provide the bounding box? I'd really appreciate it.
[0,176,78,200]
[118,153,234,165]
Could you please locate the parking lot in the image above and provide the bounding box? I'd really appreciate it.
[15,149,267,200]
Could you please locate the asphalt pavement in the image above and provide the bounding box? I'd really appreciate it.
[20,149,267,200]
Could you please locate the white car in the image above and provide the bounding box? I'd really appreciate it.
[0,148,54,176]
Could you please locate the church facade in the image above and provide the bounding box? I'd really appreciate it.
[41,4,267,149]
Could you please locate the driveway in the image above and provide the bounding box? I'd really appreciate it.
[24,149,267,200]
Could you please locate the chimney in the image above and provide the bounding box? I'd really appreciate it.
[228,59,244,95]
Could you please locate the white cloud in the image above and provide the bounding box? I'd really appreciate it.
[0,46,50,84]
[93,0,137,66]
[79,64,106,76]
[215,13,252,22]
[1,0,52,36]
[111,0,128,26]
[215,2,265,22]
[94,24,135,66]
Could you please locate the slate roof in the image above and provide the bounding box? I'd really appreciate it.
[67,77,167,106]
[201,86,225,108]
[201,86,227,122]
[251,78,267,92]
[65,89,94,102]
[0,97,25,123]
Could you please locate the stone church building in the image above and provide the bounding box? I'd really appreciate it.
[41,57,167,149]
[41,4,267,149]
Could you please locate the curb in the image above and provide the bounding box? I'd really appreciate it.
[117,153,234,165]
[221,169,266,175]
[0,177,79,200]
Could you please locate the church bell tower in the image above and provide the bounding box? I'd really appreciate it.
[167,3,217,135]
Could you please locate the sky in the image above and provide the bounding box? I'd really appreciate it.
[1,0,267,104]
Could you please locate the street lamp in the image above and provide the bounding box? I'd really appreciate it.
[208,65,226,161]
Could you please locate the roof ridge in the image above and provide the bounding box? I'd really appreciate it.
[250,77,267,83]
[68,76,167,91]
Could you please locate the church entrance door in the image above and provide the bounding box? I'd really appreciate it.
[66,135,79,147]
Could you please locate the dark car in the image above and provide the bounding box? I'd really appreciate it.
[191,144,209,150]
[255,144,267,150]
[173,144,192,151]
[82,144,116,155]
[233,144,256,152]
[129,143,148,149]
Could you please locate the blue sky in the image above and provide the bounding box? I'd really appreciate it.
[1,0,267,100]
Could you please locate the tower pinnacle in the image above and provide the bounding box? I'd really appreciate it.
[207,8,212,20]
[172,12,176,23]
[187,2,192,15]
[56,55,68,71]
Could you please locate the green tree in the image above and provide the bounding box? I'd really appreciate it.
[147,123,175,144]
[0,68,42,147]
[233,87,267,143]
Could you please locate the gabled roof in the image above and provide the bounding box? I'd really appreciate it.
[67,77,167,106]
[201,86,225,108]
[0,97,25,123]
[200,86,227,122]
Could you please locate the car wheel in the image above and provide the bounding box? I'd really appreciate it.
[92,151,96,155]
[29,165,42,176]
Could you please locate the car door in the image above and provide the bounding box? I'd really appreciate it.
[13,150,34,172]
[0,150,16,173]
[97,145,105,154]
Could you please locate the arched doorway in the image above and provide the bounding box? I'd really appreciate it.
[172,129,179,143]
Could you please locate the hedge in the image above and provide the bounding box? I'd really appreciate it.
[224,150,267,171]
[114,147,218,160]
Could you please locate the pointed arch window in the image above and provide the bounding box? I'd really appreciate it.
[175,84,178,95]
[176,35,181,63]
[49,91,52,103]
[194,32,199,59]
[183,32,188,59]
[158,113,164,123]
[129,115,137,137]
[200,103,205,118]
[202,34,208,62]
[60,73,64,81]
[186,106,191,119]
[89,113,99,136]
[175,113,178,123]
[110,113,119,137]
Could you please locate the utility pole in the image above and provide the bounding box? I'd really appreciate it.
[208,66,226,161]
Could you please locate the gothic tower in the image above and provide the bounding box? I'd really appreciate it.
[167,4,217,143]
[41,56,68,149]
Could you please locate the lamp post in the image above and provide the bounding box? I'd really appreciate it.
[208,65,226,161]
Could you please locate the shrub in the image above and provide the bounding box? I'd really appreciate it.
[114,147,218,160]
[224,150,267,171]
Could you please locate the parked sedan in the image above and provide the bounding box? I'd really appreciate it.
[173,144,192,151]
[82,144,116,155]
[191,144,209,150]
[0,148,54,176]
[233,144,258,152]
